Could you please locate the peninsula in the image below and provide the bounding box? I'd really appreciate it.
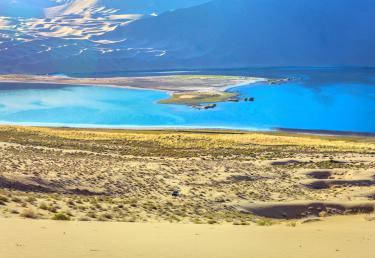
[0,74,266,106]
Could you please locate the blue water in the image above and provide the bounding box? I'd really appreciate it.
[0,68,374,133]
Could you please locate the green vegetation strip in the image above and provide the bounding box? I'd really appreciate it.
[159,92,238,104]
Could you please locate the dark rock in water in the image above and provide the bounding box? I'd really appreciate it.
[191,104,217,110]
[268,78,291,85]
[243,97,255,102]
[228,98,239,102]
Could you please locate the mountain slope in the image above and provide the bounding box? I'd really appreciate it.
[0,0,210,18]
[0,0,374,74]
[46,0,210,17]
[109,0,375,69]
[0,0,58,18]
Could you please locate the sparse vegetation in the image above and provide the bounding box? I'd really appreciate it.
[256,218,274,226]
[0,195,9,203]
[21,209,38,219]
[0,125,373,224]
[286,221,297,227]
[158,91,238,105]
[51,212,70,221]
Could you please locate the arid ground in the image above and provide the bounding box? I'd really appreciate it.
[0,126,375,257]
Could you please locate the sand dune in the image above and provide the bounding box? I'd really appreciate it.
[241,201,375,219]
[1,216,375,258]
[0,126,374,224]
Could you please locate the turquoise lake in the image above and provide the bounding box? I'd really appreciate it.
[0,68,374,133]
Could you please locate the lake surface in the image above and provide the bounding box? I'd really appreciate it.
[0,68,374,133]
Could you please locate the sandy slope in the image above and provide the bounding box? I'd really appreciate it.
[0,126,374,257]
[0,216,374,258]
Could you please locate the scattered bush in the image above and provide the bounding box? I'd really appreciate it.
[233,221,249,226]
[26,197,37,203]
[207,219,218,224]
[39,203,48,210]
[256,218,274,226]
[51,212,70,221]
[193,218,203,224]
[11,197,22,203]
[10,209,20,214]
[21,209,38,219]
[286,221,297,227]
[0,195,9,203]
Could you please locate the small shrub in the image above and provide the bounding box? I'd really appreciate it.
[86,212,97,218]
[233,221,249,226]
[47,206,58,213]
[101,213,113,220]
[193,218,203,224]
[11,197,22,203]
[21,209,38,219]
[207,219,218,224]
[256,218,274,226]
[39,203,48,210]
[0,195,9,203]
[51,212,70,221]
[319,211,328,218]
[127,217,137,223]
[78,217,91,221]
[26,197,37,203]
[10,209,20,214]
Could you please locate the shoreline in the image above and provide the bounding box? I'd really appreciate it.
[0,122,373,137]
[0,74,266,93]
[0,74,268,105]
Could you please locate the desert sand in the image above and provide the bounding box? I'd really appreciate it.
[0,126,374,257]
[1,215,375,258]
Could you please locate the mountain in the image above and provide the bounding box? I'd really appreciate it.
[0,0,374,74]
[0,0,210,18]
[0,0,57,18]
[107,0,375,69]
[45,0,211,17]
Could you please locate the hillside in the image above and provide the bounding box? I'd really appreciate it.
[0,0,374,74]
[111,0,375,69]
[45,0,210,17]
